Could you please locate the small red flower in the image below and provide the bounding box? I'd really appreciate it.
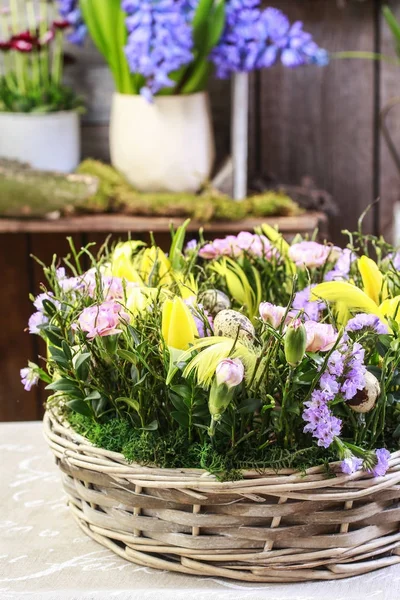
[53,19,70,30]
[11,39,34,53]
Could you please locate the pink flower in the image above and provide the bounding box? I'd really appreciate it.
[216,358,244,388]
[289,241,332,268]
[199,233,276,260]
[304,321,338,352]
[259,302,287,328]
[77,301,129,339]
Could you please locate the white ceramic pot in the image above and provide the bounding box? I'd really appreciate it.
[110,92,215,193]
[0,110,80,172]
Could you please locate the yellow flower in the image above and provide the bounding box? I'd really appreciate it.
[312,256,397,326]
[125,287,159,319]
[140,247,173,287]
[111,241,144,283]
[162,296,197,350]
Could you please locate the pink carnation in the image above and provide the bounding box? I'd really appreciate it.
[289,241,332,268]
[199,233,275,260]
[77,301,129,339]
[259,302,287,328]
[304,321,338,352]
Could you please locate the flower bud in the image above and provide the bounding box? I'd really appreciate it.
[259,302,286,328]
[215,358,244,389]
[284,319,307,367]
[348,371,380,413]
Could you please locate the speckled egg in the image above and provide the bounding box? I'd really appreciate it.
[199,289,231,316]
[213,309,255,342]
[348,371,380,413]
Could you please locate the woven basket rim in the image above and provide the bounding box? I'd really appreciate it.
[43,408,400,491]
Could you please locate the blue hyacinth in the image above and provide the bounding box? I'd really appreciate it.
[57,0,87,46]
[122,0,194,100]
[211,2,329,78]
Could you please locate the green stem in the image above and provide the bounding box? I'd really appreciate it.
[39,1,49,86]
[27,2,40,90]
[52,30,64,87]
[333,51,400,67]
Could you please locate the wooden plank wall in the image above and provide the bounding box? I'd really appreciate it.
[3,0,400,421]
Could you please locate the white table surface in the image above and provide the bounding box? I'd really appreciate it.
[1,421,400,600]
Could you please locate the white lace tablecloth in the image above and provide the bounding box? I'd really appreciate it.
[1,421,400,600]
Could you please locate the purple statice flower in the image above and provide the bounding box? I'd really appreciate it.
[292,285,325,321]
[185,239,198,253]
[303,399,341,448]
[211,2,328,79]
[20,363,39,392]
[302,341,366,448]
[28,311,49,334]
[33,292,61,313]
[341,455,363,475]
[346,313,388,336]
[368,448,391,477]
[57,1,87,45]
[122,0,194,99]
[325,248,355,282]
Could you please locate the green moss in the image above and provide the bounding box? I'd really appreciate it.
[75,159,302,222]
[68,412,336,480]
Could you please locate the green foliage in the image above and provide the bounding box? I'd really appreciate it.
[0,80,84,113]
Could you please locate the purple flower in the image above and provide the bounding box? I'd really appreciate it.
[20,363,39,391]
[369,448,391,477]
[122,0,194,99]
[325,248,355,281]
[346,313,388,336]
[211,3,328,78]
[341,455,363,475]
[76,301,129,339]
[34,292,61,313]
[28,311,48,334]
[185,239,198,253]
[57,0,87,45]
[292,285,324,321]
[302,340,366,448]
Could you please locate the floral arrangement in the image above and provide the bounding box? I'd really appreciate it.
[0,1,83,112]
[60,0,328,100]
[22,221,400,479]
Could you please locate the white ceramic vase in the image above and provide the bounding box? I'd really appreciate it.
[110,92,215,193]
[0,110,80,172]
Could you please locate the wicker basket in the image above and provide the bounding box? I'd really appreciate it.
[44,409,400,582]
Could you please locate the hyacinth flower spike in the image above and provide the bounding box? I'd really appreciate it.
[313,256,396,326]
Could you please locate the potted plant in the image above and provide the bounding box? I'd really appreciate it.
[0,0,84,172]
[61,0,328,192]
[24,220,400,581]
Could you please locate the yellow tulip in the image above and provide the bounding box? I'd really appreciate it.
[140,246,173,287]
[111,254,143,284]
[125,287,159,319]
[162,296,197,350]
